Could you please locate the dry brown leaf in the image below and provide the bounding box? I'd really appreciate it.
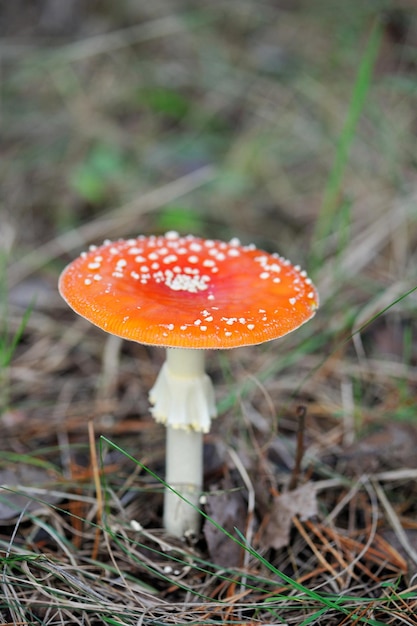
[262,483,318,550]
[203,480,247,567]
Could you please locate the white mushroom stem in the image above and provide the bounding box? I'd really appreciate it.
[164,427,203,537]
[149,348,217,537]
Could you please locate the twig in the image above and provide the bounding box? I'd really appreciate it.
[227,446,255,618]
[372,479,417,566]
[88,420,102,562]
[288,405,306,491]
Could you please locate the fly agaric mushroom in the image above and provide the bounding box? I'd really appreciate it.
[58,231,318,537]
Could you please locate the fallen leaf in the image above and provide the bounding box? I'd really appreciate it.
[203,479,247,567]
[262,483,318,550]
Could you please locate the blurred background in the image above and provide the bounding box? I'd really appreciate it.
[2,0,417,463]
[3,0,417,475]
[4,0,415,258]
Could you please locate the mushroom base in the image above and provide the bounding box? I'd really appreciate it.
[164,426,203,537]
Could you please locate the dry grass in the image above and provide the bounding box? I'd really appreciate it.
[1,1,417,623]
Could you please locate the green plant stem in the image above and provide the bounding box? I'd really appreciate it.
[312,20,382,268]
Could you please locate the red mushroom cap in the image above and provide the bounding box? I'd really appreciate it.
[58,232,318,349]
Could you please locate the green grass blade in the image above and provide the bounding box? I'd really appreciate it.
[234,528,387,626]
[312,20,382,267]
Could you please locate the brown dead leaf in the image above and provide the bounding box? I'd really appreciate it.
[203,479,247,568]
[262,483,318,550]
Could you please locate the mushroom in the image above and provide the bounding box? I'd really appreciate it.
[58,231,318,537]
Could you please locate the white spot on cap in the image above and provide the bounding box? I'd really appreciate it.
[228,248,240,257]
[165,231,179,240]
[165,273,209,292]
[163,254,178,264]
